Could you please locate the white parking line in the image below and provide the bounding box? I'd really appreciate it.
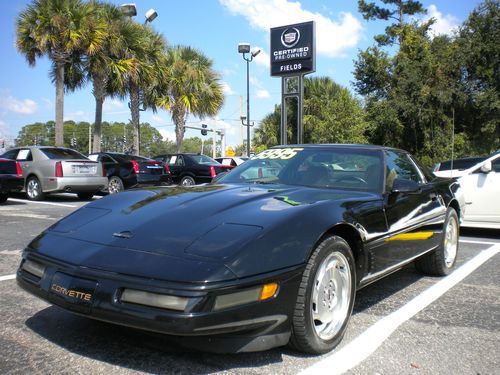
[300,244,500,375]
[460,239,499,245]
[8,198,77,208]
[0,274,16,282]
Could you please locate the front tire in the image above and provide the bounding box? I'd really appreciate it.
[77,192,94,200]
[0,193,8,203]
[290,236,356,354]
[26,177,45,201]
[415,207,459,276]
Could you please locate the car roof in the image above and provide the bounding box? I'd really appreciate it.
[271,144,403,152]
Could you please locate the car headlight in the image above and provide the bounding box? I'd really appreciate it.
[21,259,46,278]
[213,282,279,311]
[121,289,190,311]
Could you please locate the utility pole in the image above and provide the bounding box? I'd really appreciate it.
[239,95,243,147]
[88,124,92,154]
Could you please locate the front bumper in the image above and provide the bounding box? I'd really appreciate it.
[17,251,303,352]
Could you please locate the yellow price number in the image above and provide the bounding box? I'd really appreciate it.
[254,148,304,160]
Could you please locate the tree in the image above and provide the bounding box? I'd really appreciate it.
[155,46,224,153]
[454,0,500,153]
[254,77,368,149]
[358,0,427,45]
[16,0,104,146]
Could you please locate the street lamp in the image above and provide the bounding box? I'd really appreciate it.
[144,9,158,24]
[238,43,260,157]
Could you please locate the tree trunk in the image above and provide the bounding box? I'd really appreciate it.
[55,61,65,147]
[129,81,140,155]
[173,106,186,153]
[92,79,105,153]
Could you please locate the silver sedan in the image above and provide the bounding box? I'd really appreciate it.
[0,146,107,201]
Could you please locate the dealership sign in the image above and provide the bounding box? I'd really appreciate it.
[270,21,315,76]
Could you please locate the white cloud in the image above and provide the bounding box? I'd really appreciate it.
[256,89,271,99]
[158,129,176,142]
[425,5,460,38]
[0,95,38,115]
[220,0,363,58]
[221,81,235,95]
[253,46,270,68]
[152,115,171,126]
[103,98,126,114]
[65,110,90,122]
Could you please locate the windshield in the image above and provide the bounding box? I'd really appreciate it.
[219,147,384,192]
[41,148,88,160]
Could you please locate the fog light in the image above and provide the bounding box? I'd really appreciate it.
[121,289,189,311]
[22,260,45,278]
[213,282,279,311]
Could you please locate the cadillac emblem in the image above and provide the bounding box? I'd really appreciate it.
[281,27,300,48]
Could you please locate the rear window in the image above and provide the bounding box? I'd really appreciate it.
[112,154,149,162]
[41,148,88,160]
[436,157,486,171]
[189,155,218,165]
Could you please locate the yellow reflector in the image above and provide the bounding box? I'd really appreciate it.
[259,282,279,301]
[386,232,434,242]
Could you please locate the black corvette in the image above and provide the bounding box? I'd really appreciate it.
[17,145,462,354]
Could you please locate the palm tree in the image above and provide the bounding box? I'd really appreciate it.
[85,2,132,152]
[16,0,104,146]
[156,46,225,153]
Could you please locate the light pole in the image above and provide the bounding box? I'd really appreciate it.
[238,43,260,157]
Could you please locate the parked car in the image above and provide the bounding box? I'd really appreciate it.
[214,156,249,167]
[88,152,171,194]
[17,144,462,354]
[0,146,107,201]
[433,156,487,177]
[442,152,500,229]
[0,158,24,203]
[153,153,232,185]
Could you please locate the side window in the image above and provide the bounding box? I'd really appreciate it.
[17,149,32,161]
[385,151,423,190]
[2,149,18,160]
[176,156,185,167]
[100,155,114,163]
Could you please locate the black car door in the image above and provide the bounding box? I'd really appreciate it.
[167,155,185,182]
[372,150,445,273]
[98,154,118,177]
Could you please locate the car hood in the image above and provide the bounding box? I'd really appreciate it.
[34,184,375,280]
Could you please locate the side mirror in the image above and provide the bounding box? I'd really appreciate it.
[480,161,492,173]
[391,178,420,194]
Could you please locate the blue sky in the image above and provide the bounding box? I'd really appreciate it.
[0,0,482,152]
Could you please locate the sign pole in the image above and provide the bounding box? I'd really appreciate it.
[270,21,315,146]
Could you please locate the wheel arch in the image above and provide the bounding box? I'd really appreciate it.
[316,223,366,286]
[448,199,461,221]
[24,173,40,189]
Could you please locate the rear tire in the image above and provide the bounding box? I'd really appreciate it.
[415,207,459,276]
[77,192,94,200]
[108,176,124,194]
[0,193,8,203]
[290,236,356,354]
[180,176,195,186]
[26,176,45,201]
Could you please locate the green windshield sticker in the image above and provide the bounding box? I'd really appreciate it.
[275,196,302,206]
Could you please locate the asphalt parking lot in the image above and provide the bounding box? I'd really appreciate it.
[1,194,499,375]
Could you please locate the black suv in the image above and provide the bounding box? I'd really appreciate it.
[153,153,232,186]
[88,152,172,193]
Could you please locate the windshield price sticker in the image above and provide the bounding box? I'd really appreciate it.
[254,148,304,160]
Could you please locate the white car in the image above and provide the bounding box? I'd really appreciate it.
[437,153,500,229]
